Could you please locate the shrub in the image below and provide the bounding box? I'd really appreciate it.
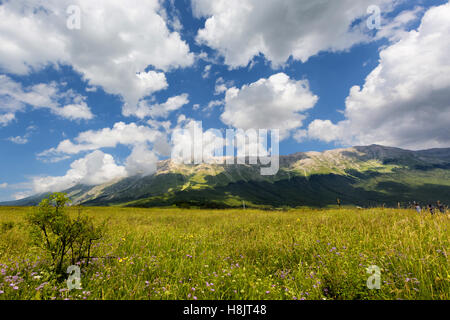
[27,193,106,275]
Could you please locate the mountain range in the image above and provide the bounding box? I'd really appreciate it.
[3,145,450,208]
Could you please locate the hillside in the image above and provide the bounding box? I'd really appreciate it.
[3,145,450,208]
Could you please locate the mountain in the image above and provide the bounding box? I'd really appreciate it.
[3,145,450,208]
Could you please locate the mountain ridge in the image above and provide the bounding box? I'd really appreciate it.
[2,144,450,208]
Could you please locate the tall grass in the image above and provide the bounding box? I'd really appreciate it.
[0,206,448,300]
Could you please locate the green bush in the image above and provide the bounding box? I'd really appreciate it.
[27,193,105,275]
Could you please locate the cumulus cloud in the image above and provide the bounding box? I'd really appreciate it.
[374,6,424,42]
[125,144,159,177]
[39,122,165,159]
[171,118,226,164]
[0,75,93,122]
[172,117,273,164]
[192,0,396,68]
[30,127,168,194]
[0,0,194,111]
[124,94,189,119]
[221,73,318,140]
[32,150,127,194]
[303,2,450,150]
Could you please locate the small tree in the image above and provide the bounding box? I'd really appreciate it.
[27,193,105,276]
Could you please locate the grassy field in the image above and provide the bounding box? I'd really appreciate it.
[0,206,448,300]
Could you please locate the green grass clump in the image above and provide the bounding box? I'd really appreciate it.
[0,206,448,300]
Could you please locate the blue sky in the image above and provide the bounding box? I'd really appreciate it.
[0,0,449,201]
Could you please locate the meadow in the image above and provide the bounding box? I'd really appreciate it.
[0,206,448,300]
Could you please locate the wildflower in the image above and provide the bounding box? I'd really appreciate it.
[193,296,197,300]
[0,290,3,294]
[265,291,270,294]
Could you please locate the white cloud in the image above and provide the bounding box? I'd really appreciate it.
[0,113,15,126]
[7,136,28,145]
[192,0,397,68]
[13,192,32,201]
[7,125,37,144]
[124,94,189,119]
[0,0,194,111]
[221,73,318,140]
[171,118,271,163]
[202,65,212,79]
[125,144,159,177]
[215,84,227,95]
[146,119,172,132]
[0,183,8,189]
[214,77,233,95]
[30,128,169,194]
[32,150,127,194]
[39,122,164,159]
[85,86,97,93]
[205,100,224,111]
[375,6,424,42]
[53,103,94,121]
[0,75,93,122]
[171,119,226,163]
[304,2,450,150]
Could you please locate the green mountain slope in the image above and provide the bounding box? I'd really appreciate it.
[3,145,450,208]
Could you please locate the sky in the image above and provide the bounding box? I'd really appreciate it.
[0,0,449,201]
